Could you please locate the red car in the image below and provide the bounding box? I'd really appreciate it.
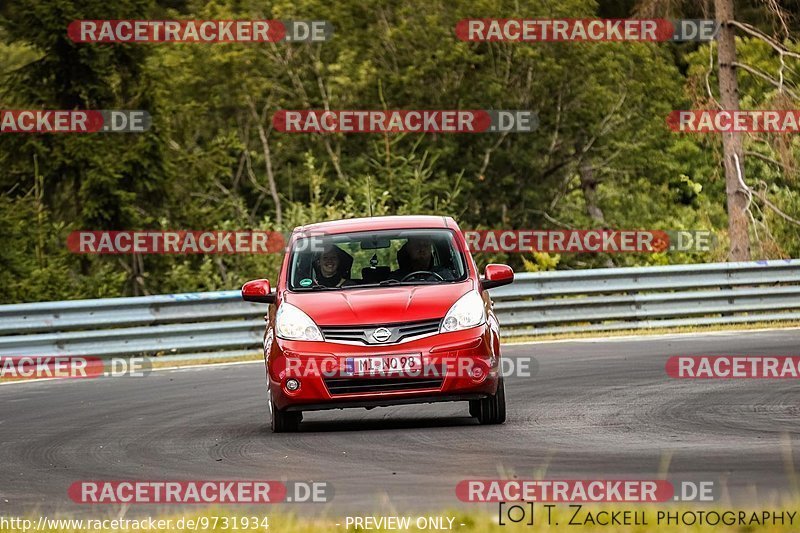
[241,215,514,432]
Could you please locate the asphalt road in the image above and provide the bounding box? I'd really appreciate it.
[1,329,800,517]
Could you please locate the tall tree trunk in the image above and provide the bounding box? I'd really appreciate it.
[578,157,614,267]
[715,0,751,261]
[247,97,283,227]
[255,122,282,227]
[579,160,606,225]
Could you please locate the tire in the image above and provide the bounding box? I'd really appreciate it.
[473,376,506,425]
[269,387,302,433]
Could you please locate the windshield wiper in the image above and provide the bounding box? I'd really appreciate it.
[349,279,445,289]
[344,281,400,289]
[348,282,387,289]
[294,284,338,291]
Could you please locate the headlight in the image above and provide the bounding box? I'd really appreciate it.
[276,303,324,341]
[440,291,486,333]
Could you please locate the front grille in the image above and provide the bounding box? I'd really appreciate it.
[320,318,441,345]
[324,377,444,395]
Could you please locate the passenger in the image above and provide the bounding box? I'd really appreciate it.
[313,245,353,287]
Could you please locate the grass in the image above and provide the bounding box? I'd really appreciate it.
[504,320,800,343]
[148,353,262,369]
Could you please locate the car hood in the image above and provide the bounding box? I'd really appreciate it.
[284,282,475,325]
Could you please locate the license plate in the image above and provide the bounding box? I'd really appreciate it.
[345,355,422,376]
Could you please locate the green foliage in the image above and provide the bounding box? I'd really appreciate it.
[0,0,798,303]
[521,252,561,272]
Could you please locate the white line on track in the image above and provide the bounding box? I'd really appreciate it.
[507,326,800,345]
[0,359,261,388]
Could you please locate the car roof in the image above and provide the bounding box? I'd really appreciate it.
[293,215,458,235]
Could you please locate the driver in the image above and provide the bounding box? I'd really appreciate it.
[313,245,353,287]
[391,236,455,281]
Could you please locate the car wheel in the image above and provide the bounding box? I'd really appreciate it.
[473,376,506,425]
[269,387,302,433]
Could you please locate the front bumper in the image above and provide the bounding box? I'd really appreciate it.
[266,324,499,411]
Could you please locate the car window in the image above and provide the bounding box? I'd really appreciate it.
[288,228,467,290]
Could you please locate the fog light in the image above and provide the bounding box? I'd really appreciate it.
[285,379,300,391]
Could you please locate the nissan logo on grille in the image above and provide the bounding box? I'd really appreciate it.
[371,327,392,343]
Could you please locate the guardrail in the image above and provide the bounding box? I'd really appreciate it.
[1,259,798,360]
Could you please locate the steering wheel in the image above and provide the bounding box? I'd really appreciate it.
[401,270,444,282]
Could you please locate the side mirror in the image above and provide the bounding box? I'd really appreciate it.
[242,279,276,304]
[481,264,514,291]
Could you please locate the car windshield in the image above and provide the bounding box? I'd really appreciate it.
[288,228,468,290]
